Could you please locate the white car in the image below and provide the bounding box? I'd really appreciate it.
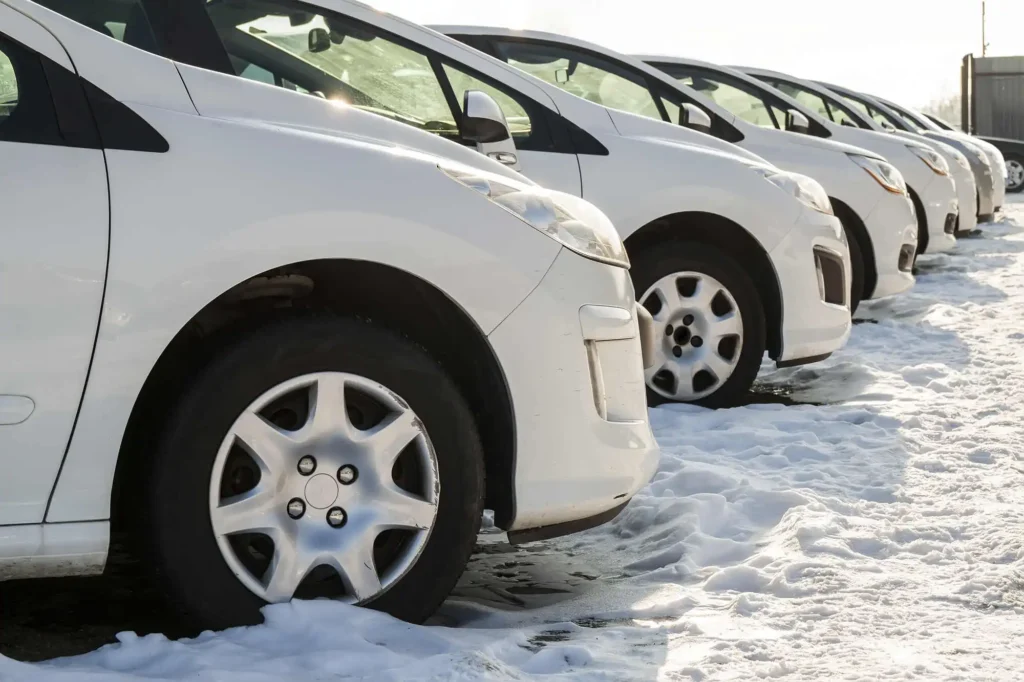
[923,114,1015,199]
[0,0,660,631]
[63,0,855,408]
[872,96,1007,214]
[734,68,961,255]
[444,32,913,312]
[810,81,989,227]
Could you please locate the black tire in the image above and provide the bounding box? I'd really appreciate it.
[841,221,865,314]
[144,316,485,631]
[1006,155,1024,194]
[631,242,766,409]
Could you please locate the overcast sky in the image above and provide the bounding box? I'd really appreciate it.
[368,0,1023,109]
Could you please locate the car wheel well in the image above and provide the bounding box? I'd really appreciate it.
[907,186,928,254]
[829,197,876,300]
[111,259,517,539]
[624,211,783,359]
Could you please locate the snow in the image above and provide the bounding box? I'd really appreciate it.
[5,199,1024,680]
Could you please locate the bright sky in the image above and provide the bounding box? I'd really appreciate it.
[368,0,1023,109]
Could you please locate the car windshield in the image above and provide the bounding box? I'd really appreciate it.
[495,42,662,121]
[218,11,459,134]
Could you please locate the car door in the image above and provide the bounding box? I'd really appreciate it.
[0,6,109,524]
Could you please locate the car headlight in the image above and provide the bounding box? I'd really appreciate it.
[950,149,971,171]
[440,166,629,268]
[908,144,950,176]
[849,154,908,195]
[754,168,833,215]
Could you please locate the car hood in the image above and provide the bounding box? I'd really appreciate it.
[780,129,885,160]
[175,63,532,185]
[605,107,771,165]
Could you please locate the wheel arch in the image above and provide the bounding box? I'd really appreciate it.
[829,197,877,300]
[111,259,518,540]
[907,185,929,254]
[624,211,784,359]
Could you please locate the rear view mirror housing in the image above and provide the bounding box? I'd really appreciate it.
[785,109,810,134]
[308,27,331,53]
[680,103,712,134]
[461,90,520,170]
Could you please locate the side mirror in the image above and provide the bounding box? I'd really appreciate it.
[841,118,857,127]
[308,27,331,53]
[555,68,570,84]
[462,90,520,170]
[880,120,897,132]
[785,109,810,134]
[680,103,712,133]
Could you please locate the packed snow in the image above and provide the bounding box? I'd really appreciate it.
[4,198,1024,681]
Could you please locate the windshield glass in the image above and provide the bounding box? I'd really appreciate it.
[678,75,782,128]
[494,41,662,121]
[219,10,458,133]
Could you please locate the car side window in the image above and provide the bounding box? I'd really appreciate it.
[0,35,63,146]
[492,40,662,122]
[766,80,831,121]
[32,0,161,54]
[203,2,459,135]
[0,49,16,122]
[442,64,532,138]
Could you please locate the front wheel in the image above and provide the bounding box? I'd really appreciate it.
[632,242,766,408]
[145,316,485,631]
[1006,155,1024,194]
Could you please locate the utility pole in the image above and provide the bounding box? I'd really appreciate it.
[982,1,988,57]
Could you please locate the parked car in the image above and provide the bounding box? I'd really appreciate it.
[724,67,961,256]
[0,0,661,631]
[435,30,910,314]
[813,82,994,225]
[61,0,857,407]
[921,113,1022,196]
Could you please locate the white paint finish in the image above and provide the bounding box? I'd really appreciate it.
[0,521,107,580]
[861,195,918,299]
[47,106,561,522]
[768,210,853,361]
[488,249,659,530]
[0,396,34,425]
[579,304,636,341]
[173,63,527,185]
[7,0,196,115]
[0,140,109,524]
[0,1,73,68]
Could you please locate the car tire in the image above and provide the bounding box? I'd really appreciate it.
[632,241,766,409]
[1005,155,1024,194]
[144,315,485,632]
[841,221,864,314]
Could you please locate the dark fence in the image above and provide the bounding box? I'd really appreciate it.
[963,54,1024,139]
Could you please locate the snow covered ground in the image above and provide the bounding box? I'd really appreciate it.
[5,199,1024,681]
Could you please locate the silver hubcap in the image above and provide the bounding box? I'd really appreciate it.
[641,271,744,401]
[1008,160,1024,190]
[209,372,438,605]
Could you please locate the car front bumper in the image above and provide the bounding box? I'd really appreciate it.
[770,210,852,364]
[919,174,958,253]
[972,157,997,219]
[952,164,979,234]
[864,191,917,299]
[488,248,659,535]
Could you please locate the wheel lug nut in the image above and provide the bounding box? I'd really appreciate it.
[691,336,704,348]
[337,465,358,485]
[683,315,695,326]
[327,507,347,528]
[672,346,683,357]
[287,498,306,519]
[297,455,317,476]
[665,324,674,336]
